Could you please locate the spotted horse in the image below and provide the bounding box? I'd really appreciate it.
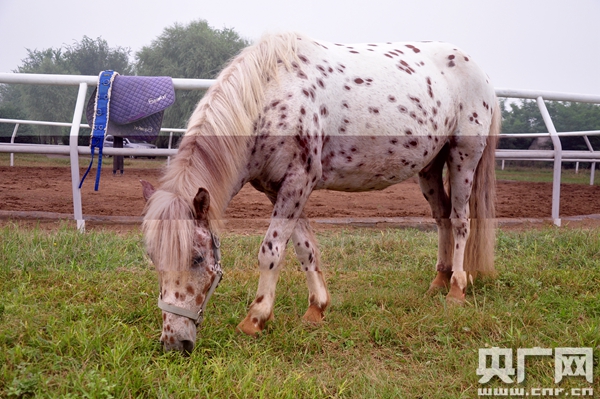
[141,32,500,353]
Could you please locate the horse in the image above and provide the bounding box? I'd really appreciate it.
[141,32,500,353]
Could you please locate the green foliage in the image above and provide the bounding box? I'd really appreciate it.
[0,103,34,143]
[1,48,76,144]
[0,21,249,147]
[135,19,250,138]
[1,224,598,397]
[63,36,133,76]
[500,99,600,151]
[496,165,600,185]
[0,37,133,145]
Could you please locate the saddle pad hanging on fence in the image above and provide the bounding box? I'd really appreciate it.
[85,73,175,140]
[79,70,175,191]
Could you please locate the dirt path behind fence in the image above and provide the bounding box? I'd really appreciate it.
[1,165,600,232]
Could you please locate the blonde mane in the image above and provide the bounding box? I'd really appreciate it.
[142,32,302,270]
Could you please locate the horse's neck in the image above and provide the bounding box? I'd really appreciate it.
[169,134,251,227]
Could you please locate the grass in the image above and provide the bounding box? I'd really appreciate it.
[496,162,599,185]
[0,153,166,169]
[1,224,598,398]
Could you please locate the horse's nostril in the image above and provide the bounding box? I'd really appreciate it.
[181,340,194,355]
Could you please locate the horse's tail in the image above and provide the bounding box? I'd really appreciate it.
[464,100,500,277]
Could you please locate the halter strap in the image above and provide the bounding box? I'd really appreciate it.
[157,233,223,326]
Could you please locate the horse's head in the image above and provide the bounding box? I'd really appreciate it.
[141,180,222,354]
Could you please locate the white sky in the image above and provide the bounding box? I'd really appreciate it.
[1,0,599,95]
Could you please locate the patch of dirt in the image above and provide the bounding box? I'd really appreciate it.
[1,165,600,232]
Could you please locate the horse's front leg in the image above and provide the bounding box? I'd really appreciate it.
[291,215,330,323]
[236,216,295,335]
[237,176,314,335]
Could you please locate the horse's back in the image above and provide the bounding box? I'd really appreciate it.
[282,37,496,135]
[258,37,495,191]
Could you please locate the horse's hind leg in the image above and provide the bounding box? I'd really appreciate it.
[445,135,488,304]
[291,215,330,323]
[418,144,453,293]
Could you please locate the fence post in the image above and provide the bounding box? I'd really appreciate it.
[10,123,19,167]
[167,131,174,166]
[69,83,88,232]
[582,135,596,185]
[113,136,124,174]
[536,97,562,226]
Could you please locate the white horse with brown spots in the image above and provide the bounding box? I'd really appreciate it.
[141,32,500,353]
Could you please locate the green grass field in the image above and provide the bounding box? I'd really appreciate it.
[0,153,164,170]
[496,162,600,185]
[1,224,598,398]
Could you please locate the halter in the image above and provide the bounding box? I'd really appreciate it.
[157,233,223,326]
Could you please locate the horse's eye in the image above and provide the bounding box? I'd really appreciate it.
[192,255,205,267]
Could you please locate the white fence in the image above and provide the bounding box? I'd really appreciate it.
[1,73,599,229]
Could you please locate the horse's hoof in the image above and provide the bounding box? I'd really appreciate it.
[427,271,451,295]
[302,304,325,323]
[426,284,446,296]
[236,311,274,336]
[445,295,466,306]
[446,285,466,305]
[236,316,264,336]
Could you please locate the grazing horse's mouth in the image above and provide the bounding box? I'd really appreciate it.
[157,233,223,352]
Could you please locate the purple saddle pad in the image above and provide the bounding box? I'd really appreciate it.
[86,75,175,141]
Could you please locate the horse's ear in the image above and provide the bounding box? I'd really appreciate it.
[193,188,210,220]
[140,180,155,202]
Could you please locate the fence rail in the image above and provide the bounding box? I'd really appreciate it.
[1,72,599,229]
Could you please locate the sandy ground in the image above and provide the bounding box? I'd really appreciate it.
[1,164,599,232]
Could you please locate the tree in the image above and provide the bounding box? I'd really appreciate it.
[0,37,133,144]
[547,102,600,151]
[0,48,77,144]
[499,99,537,149]
[0,103,33,143]
[500,99,600,152]
[135,19,250,139]
[64,36,133,76]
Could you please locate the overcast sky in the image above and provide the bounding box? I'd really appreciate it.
[1,0,599,95]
